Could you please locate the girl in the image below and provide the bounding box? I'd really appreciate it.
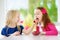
[32,7,58,35]
[1,10,34,37]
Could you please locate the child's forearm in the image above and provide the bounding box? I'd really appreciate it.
[40,32,46,35]
[45,31,58,35]
[23,24,35,35]
[40,30,58,35]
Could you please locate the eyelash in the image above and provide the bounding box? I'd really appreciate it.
[34,14,39,15]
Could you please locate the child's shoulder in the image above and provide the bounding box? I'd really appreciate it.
[47,23,55,28]
[2,26,8,30]
[1,26,8,35]
[47,23,55,26]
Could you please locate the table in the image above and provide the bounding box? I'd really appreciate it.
[0,34,60,40]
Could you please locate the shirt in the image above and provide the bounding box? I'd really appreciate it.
[1,25,24,37]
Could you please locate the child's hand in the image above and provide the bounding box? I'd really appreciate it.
[34,20,38,24]
[34,18,39,25]
[32,23,37,28]
[40,32,46,35]
[11,31,20,36]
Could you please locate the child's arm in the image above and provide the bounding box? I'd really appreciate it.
[40,23,58,35]
[1,27,20,37]
[10,31,20,36]
[22,24,35,35]
[45,23,58,35]
[1,27,7,37]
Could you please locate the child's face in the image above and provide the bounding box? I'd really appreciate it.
[14,13,20,23]
[34,9,43,22]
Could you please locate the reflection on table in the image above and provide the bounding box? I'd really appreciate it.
[0,34,60,40]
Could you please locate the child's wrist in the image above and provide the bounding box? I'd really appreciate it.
[40,32,46,35]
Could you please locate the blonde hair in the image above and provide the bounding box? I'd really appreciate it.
[6,10,19,25]
[6,10,21,32]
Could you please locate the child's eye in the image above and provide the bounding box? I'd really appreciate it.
[36,13,39,15]
[34,13,40,15]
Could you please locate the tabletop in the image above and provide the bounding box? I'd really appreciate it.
[0,33,60,40]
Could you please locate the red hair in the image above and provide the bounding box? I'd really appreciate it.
[36,7,51,28]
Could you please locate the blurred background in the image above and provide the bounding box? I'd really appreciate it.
[0,0,60,38]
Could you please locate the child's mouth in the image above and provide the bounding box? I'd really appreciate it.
[33,18,39,23]
[36,18,39,20]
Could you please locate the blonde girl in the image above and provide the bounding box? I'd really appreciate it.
[1,10,34,37]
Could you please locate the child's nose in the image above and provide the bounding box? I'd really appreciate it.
[36,15,38,18]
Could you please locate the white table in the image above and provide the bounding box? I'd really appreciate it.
[0,34,60,40]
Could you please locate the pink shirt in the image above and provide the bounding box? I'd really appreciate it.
[43,23,58,35]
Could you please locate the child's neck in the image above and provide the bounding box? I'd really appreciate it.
[8,23,17,28]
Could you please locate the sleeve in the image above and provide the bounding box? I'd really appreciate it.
[45,23,58,35]
[1,27,9,37]
[20,25,24,34]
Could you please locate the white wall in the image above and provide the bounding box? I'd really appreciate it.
[0,0,5,33]
[55,0,60,32]
[0,0,6,38]
[57,0,60,23]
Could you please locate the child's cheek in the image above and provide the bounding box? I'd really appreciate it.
[38,15,40,19]
[15,18,19,23]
